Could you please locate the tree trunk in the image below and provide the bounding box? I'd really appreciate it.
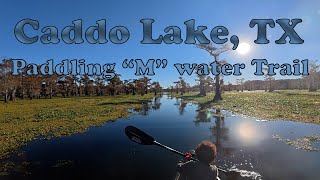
[213,74,222,102]
[21,86,24,99]
[199,79,206,96]
[49,86,53,98]
[269,80,274,92]
[4,89,9,103]
[10,88,16,101]
[213,56,223,102]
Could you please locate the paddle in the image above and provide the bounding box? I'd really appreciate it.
[125,125,198,161]
[125,125,241,178]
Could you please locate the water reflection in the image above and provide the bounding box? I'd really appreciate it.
[210,110,232,155]
[196,107,234,157]
[152,96,161,110]
[194,108,212,125]
[176,101,235,162]
[238,123,257,142]
[176,99,188,115]
[132,96,162,115]
[1,94,320,180]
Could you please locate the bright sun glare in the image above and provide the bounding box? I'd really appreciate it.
[237,42,251,55]
[238,123,255,140]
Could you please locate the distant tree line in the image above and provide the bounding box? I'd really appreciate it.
[2,56,319,104]
[0,59,162,103]
[169,60,320,95]
[241,60,320,92]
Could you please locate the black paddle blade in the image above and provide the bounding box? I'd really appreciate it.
[125,125,155,145]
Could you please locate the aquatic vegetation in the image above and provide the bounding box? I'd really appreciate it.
[173,90,320,124]
[0,160,74,175]
[0,94,153,160]
[0,162,14,175]
[272,134,320,151]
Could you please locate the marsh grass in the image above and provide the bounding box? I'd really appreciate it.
[173,90,320,124]
[0,94,153,159]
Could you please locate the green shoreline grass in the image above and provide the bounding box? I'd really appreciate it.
[173,90,320,124]
[0,94,153,160]
[1,90,319,161]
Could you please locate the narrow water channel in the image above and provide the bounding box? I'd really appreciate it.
[3,94,320,180]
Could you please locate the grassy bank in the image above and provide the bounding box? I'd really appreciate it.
[173,90,320,124]
[0,94,153,159]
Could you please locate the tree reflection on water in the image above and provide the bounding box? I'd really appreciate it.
[132,96,162,115]
[193,104,234,157]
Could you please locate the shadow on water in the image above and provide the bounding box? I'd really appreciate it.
[1,94,320,180]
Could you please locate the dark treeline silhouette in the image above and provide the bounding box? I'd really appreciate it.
[0,59,162,103]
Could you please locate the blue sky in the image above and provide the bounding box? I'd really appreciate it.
[1,0,319,87]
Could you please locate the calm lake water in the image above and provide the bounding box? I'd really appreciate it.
[2,94,320,180]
